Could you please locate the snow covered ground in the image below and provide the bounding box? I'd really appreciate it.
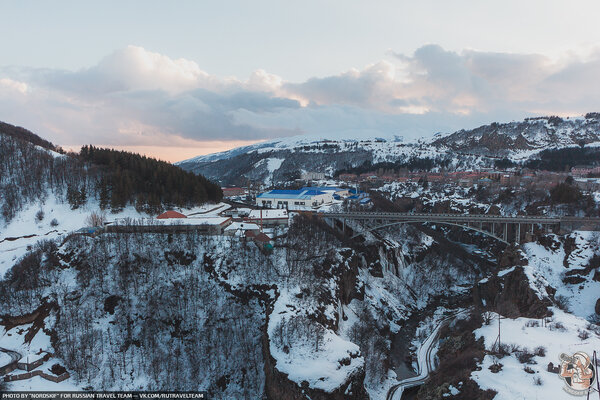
[0,318,81,390]
[471,308,600,400]
[522,231,600,319]
[0,195,142,277]
[6,373,80,391]
[185,202,230,215]
[268,288,364,393]
[0,194,228,277]
[0,351,12,366]
[254,157,285,185]
[0,323,52,361]
[471,231,600,398]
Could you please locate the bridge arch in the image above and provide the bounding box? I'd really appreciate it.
[349,220,510,245]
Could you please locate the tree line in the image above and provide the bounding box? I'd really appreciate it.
[0,121,64,153]
[335,156,451,177]
[0,128,222,222]
[79,146,222,213]
[524,147,600,172]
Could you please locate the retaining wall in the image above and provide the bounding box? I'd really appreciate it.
[4,370,70,383]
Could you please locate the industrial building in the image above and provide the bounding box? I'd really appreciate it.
[256,188,334,210]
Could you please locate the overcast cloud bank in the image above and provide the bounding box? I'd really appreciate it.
[1,44,600,154]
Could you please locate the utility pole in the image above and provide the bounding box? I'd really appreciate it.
[498,314,501,351]
[497,314,505,352]
[492,313,505,354]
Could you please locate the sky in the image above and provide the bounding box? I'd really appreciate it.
[1,1,600,162]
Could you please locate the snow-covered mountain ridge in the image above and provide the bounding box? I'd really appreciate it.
[177,114,600,185]
[432,114,600,159]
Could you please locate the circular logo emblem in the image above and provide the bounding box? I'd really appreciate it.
[559,352,596,396]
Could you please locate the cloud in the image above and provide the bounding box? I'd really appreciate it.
[287,44,600,117]
[0,78,28,94]
[1,44,600,151]
[39,46,214,95]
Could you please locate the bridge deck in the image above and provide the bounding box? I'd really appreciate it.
[319,212,600,225]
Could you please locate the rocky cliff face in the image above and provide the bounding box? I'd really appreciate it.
[474,266,552,319]
[262,319,368,400]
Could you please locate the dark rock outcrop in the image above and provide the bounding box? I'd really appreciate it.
[473,267,551,318]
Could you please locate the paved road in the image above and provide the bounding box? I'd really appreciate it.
[386,310,468,400]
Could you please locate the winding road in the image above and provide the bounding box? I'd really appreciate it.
[386,310,468,400]
[0,346,22,373]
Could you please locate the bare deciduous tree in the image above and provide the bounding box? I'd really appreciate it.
[85,211,107,227]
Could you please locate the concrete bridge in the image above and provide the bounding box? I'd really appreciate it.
[320,212,600,244]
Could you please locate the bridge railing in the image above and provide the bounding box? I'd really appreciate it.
[318,212,573,224]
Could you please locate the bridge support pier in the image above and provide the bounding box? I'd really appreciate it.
[503,224,508,242]
[516,223,521,244]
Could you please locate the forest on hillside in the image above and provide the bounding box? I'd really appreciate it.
[79,146,222,213]
[335,156,451,177]
[524,147,600,172]
[0,129,222,222]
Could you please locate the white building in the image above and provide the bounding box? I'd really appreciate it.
[256,189,333,210]
[246,209,289,226]
[224,221,261,236]
[301,171,325,181]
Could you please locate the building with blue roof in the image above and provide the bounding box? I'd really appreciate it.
[256,188,335,210]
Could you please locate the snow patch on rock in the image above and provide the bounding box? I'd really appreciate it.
[268,288,364,392]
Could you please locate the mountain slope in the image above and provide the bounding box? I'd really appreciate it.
[0,121,63,153]
[432,114,600,158]
[177,113,600,185]
[0,127,222,224]
[1,119,600,399]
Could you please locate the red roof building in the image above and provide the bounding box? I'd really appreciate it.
[253,232,272,243]
[157,210,187,219]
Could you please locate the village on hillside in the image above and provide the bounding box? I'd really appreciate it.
[76,186,366,253]
[70,161,600,257]
[75,162,600,252]
[221,163,600,202]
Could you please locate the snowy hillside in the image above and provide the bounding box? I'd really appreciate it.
[0,193,227,278]
[472,308,600,400]
[177,113,600,185]
[2,119,600,398]
[177,132,406,165]
[0,211,507,397]
[432,114,600,159]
